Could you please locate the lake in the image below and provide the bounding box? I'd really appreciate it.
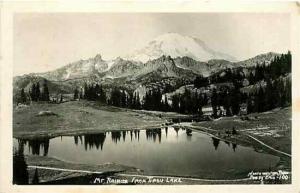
[14,127,280,179]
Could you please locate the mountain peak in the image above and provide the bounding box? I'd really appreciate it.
[114,56,124,62]
[154,32,190,41]
[125,32,236,63]
[93,54,103,61]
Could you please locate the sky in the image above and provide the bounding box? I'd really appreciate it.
[14,13,291,76]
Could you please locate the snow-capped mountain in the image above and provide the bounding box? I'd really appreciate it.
[32,50,279,85]
[124,32,236,63]
[36,33,240,81]
[14,32,282,98]
[13,51,281,100]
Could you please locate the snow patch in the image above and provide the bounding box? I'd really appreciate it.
[104,75,115,79]
[105,60,115,71]
[125,32,235,62]
[65,70,71,79]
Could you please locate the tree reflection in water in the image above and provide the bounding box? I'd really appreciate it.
[211,137,238,152]
[16,139,26,155]
[74,136,83,146]
[185,128,192,141]
[17,138,50,156]
[212,137,220,150]
[224,141,230,147]
[134,130,140,140]
[83,133,106,150]
[122,131,126,142]
[186,129,192,136]
[146,129,162,143]
[232,143,237,152]
[165,127,168,138]
[174,127,179,136]
[130,131,133,141]
[16,128,241,156]
[111,131,121,144]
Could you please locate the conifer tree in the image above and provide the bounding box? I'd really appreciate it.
[94,84,100,100]
[211,88,218,117]
[231,84,241,115]
[136,92,141,109]
[279,79,286,107]
[60,94,63,103]
[20,88,27,103]
[36,82,40,101]
[32,168,39,184]
[99,85,106,103]
[163,96,169,112]
[84,83,88,99]
[257,86,265,112]
[132,92,137,109]
[247,95,254,114]
[249,71,255,85]
[172,94,180,113]
[265,78,273,110]
[223,89,232,116]
[202,93,208,106]
[79,88,83,99]
[286,79,291,105]
[30,83,36,101]
[13,148,29,184]
[42,81,50,101]
[74,88,79,100]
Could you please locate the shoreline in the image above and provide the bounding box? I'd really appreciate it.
[18,125,291,184]
[24,154,290,184]
[174,123,291,174]
[14,101,291,184]
[13,123,168,140]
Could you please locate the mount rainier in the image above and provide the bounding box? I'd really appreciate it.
[13,33,279,95]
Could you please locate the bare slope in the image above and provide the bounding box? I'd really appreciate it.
[13,101,167,138]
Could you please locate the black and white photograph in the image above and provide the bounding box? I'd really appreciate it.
[1,6,296,189]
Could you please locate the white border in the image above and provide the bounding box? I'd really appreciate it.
[1,1,300,193]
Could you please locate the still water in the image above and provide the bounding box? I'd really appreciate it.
[14,127,280,178]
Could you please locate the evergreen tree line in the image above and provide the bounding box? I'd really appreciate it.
[108,88,129,108]
[76,83,106,102]
[248,51,291,84]
[30,82,50,101]
[78,52,291,116]
[18,81,50,103]
[195,51,291,117]
[210,82,246,117]
[171,88,208,114]
[209,76,291,117]
[195,51,292,87]
[80,83,208,114]
[209,68,246,85]
[143,89,164,111]
[193,75,209,88]
[77,76,290,117]
[247,77,291,113]
[81,84,141,109]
